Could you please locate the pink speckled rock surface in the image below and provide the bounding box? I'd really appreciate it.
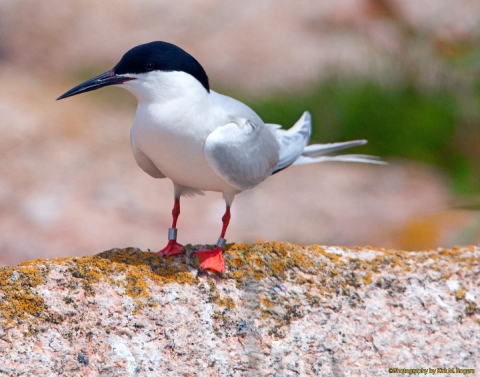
[0,243,478,376]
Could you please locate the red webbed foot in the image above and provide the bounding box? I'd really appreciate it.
[196,247,225,273]
[157,240,183,257]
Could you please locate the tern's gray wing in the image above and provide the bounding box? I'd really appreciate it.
[204,120,280,190]
[271,111,311,174]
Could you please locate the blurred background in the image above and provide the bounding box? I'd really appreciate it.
[1,0,480,265]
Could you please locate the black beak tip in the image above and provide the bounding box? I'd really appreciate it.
[56,70,135,102]
[56,87,86,101]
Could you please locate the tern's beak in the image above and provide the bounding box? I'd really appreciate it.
[56,69,136,100]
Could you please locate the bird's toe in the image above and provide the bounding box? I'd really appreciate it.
[158,240,184,257]
[196,247,224,273]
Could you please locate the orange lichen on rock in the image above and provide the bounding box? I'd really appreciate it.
[363,273,372,285]
[0,247,197,327]
[455,289,466,301]
[0,265,47,325]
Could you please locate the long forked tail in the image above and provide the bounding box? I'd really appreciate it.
[294,140,386,166]
[271,111,385,175]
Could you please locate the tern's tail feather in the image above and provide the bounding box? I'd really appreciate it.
[301,139,367,157]
[271,112,384,175]
[293,154,387,166]
[296,139,387,165]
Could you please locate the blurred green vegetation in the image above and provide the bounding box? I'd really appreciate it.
[239,80,480,195]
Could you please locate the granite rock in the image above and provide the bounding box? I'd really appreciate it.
[0,243,478,376]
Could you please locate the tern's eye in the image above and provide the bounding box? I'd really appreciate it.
[144,61,154,71]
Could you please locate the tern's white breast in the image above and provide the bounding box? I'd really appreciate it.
[130,100,235,192]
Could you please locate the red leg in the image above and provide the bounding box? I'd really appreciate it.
[220,206,231,239]
[171,198,180,228]
[196,206,230,273]
[157,198,183,257]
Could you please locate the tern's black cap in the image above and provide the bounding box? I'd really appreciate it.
[114,41,209,92]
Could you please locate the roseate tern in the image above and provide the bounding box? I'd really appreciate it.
[57,41,383,273]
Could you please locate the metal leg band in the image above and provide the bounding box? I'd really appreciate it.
[168,228,177,241]
[216,237,226,248]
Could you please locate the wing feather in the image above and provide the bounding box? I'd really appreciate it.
[204,121,279,190]
[271,111,311,174]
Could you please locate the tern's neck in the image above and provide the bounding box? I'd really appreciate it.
[120,71,209,104]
